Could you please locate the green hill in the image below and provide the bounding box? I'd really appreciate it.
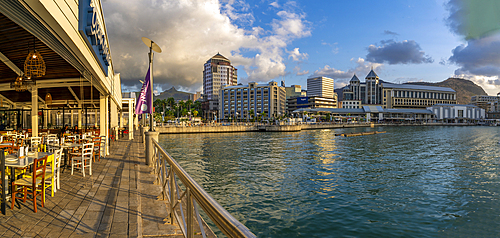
[405,78,487,104]
[154,87,192,101]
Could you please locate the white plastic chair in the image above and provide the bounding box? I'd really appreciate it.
[71,143,93,177]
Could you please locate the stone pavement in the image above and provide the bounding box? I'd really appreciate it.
[0,136,182,238]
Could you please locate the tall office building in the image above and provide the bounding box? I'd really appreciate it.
[307,77,334,98]
[203,53,237,113]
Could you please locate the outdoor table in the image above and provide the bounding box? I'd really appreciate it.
[3,152,51,209]
[56,143,82,170]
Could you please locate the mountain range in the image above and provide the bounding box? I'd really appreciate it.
[153,87,192,101]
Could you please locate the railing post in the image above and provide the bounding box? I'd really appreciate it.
[145,131,159,166]
[187,187,193,238]
[169,169,176,225]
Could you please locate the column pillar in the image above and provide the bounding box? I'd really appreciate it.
[31,86,38,136]
[128,99,134,140]
[70,109,74,127]
[100,95,109,155]
[78,104,82,129]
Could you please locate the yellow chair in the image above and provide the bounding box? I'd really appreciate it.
[44,150,62,197]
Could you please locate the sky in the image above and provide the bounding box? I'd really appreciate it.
[102,0,500,96]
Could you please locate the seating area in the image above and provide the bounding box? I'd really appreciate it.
[0,136,180,237]
[0,131,107,215]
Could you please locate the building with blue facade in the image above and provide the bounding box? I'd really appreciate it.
[219,82,286,121]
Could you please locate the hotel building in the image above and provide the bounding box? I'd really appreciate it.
[203,53,237,115]
[219,82,286,121]
[343,69,457,109]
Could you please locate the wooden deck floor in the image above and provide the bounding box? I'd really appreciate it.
[0,136,182,238]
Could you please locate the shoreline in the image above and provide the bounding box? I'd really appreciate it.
[146,122,479,134]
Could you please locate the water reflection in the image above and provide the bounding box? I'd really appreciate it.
[159,126,500,237]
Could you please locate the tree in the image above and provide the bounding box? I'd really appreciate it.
[249,109,254,122]
[192,110,198,117]
[167,97,175,112]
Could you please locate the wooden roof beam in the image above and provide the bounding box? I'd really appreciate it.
[0,51,22,76]
[67,86,80,105]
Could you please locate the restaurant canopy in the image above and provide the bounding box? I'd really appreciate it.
[0,0,124,153]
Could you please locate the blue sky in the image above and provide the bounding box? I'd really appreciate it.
[103,0,500,95]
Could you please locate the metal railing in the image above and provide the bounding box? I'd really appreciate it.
[151,139,256,238]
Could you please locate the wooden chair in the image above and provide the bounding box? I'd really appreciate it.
[13,138,23,152]
[30,137,42,152]
[92,137,101,162]
[11,155,48,213]
[99,136,106,158]
[71,143,94,177]
[44,149,62,197]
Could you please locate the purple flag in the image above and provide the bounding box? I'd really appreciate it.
[135,68,152,115]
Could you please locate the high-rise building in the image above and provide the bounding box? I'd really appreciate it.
[203,53,237,113]
[307,76,334,98]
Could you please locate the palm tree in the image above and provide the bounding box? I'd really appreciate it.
[249,109,254,122]
[167,97,175,111]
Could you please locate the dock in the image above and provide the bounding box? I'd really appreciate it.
[0,136,181,237]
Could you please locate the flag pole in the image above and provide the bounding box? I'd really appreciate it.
[149,43,154,131]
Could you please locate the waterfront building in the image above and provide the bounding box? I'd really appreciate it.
[285,85,306,100]
[343,70,457,109]
[293,106,435,122]
[0,0,123,147]
[307,76,334,98]
[203,53,237,119]
[286,95,338,114]
[219,81,286,121]
[428,104,485,122]
[471,95,499,111]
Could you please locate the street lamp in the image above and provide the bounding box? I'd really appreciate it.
[141,37,162,132]
[236,112,239,123]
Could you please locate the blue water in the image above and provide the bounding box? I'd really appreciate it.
[158,126,500,237]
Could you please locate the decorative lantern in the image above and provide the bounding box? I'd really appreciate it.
[45,93,52,105]
[24,50,46,79]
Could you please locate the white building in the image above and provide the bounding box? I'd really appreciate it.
[428,104,485,122]
[307,77,334,98]
[342,100,361,109]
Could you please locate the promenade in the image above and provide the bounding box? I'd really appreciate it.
[0,136,180,238]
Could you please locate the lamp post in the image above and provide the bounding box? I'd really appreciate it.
[141,37,162,132]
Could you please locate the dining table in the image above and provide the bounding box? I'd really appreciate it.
[48,142,82,171]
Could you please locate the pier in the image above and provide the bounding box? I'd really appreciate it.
[0,136,183,237]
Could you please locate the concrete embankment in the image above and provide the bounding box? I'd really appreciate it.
[152,122,478,134]
[155,123,371,134]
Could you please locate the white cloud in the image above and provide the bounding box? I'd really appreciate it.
[312,58,383,79]
[270,1,279,8]
[287,48,308,61]
[103,0,310,92]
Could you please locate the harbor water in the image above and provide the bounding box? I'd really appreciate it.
[158,126,500,237]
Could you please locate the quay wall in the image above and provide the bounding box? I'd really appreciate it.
[153,122,478,134]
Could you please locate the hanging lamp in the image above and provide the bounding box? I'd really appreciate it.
[45,93,52,105]
[24,37,45,79]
